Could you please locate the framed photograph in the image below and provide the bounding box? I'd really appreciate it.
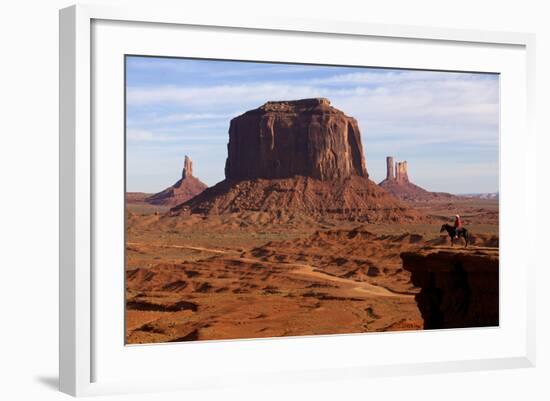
[59,4,536,396]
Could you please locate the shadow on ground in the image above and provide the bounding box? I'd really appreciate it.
[35,376,58,391]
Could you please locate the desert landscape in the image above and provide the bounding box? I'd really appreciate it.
[125,97,499,344]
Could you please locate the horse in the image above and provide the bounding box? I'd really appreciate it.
[440,223,470,248]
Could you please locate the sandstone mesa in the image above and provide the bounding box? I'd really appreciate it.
[172,98,420,222]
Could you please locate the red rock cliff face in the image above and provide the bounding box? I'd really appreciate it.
[401,248,499,329]
[224,98,368,181]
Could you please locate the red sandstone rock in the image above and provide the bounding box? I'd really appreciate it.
[401,248,499,329]
[146,156,207,206]
[395,161,409,183]
[173,175,420,222]
[385,156,395,181]
[224,98,368,181]
[182,155,193,178]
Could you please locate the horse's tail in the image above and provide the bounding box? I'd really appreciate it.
[464,229,469,248]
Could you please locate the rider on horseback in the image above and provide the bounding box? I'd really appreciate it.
[440,216,469,247]
[453,214,463,239]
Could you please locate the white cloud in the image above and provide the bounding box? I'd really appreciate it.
[208,64,324,78]
[146,112,231,124]
[127,129,154,141]
[126,83,322,107]
[127,128,226,143]
[308,70,447,85]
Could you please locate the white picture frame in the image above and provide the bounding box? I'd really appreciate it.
[59,4,536,397]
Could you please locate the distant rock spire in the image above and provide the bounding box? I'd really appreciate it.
[395,161,409,183]
[386,156,395,181]
[146,154,207,206]
[379,157,455,201]
[182,155,193,178]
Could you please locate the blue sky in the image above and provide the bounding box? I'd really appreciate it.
[126,56,499,194]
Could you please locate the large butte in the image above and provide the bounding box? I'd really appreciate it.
[173,99,420,223]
